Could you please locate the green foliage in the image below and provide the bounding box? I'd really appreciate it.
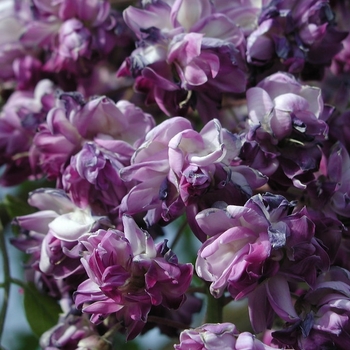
[23,282,62,338]
[3,195,36,219]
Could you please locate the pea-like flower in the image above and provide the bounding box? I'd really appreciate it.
[247,0,347,79]
[74,215,193,340]
[174,322,280,350]
[20,0,124,76]
[245,71,330,189]
[195,193,329,331]
[0,79,55,185]
[273,267,350,350]
[120,117,265,240]
[307,141,350,219]
[12,188,108,279]
[118,0,247,119]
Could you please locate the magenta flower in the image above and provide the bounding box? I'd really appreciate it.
[74,215,193,340]
[245,71,330,189]
[174,322,280,350]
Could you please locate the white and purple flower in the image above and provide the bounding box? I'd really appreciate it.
[74,215,193,340]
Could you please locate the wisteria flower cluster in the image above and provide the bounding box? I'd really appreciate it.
[2,0,350,350]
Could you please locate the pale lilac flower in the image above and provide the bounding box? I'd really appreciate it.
[74,215,193,340]
[174,322,279,350]
[20,0,126,76]
[118,0,247,119]
[62,142,129,216]
[12,188,110,279]
[214,0,266,37]
[120,117,265,238]
[33,93,154,181]
[0,0,31,85]
[40,311,105,350]
[143,293,202,338]
[245,71,329,189]
[120,116,192,226]
[0,79,55,185]
[196,193,329,331]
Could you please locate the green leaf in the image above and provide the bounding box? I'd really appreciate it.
[3,195,36,219]
[23,282,62,338]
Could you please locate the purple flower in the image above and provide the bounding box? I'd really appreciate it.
[246,0,347,79]
[12,188,109,279]
[0,1,32,85]
[120,116,192,226]
[174,322,279,350]
[43,18,92,73]
[20,0,124,76]
[273,267,350,350]
[331,33,350,75]
[121,117,265,237]
[307,142,350,218]
[62,142,129,216]
[33,93,154,181]
[118,0,247,119]
[244,71,329,189]
[74,215,193,340]
[195,193,329,331]
[168,118,266,240]
[0,79,56,185]
[40,311,105,350]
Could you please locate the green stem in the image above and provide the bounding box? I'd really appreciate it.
[147,316,190,331]
[0,220,11,342]
[170,217,188,249]
[9,278,27,290]
[205,288,225,324]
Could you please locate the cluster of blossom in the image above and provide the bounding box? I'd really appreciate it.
[2,0,350,349]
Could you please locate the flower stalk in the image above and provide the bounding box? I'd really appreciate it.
[0,220,10,342]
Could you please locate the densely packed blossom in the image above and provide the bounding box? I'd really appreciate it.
[118,0,247,119]
[74,215,193,340]
[272,267,350,350]
[242,71,331,189]
[195,193,329,331]
[11,188,111,288]
[247,0,347,81]
[120,116,266,240]
[0,79,56,185]
[174,322,279,350]
[2,1,350,350]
